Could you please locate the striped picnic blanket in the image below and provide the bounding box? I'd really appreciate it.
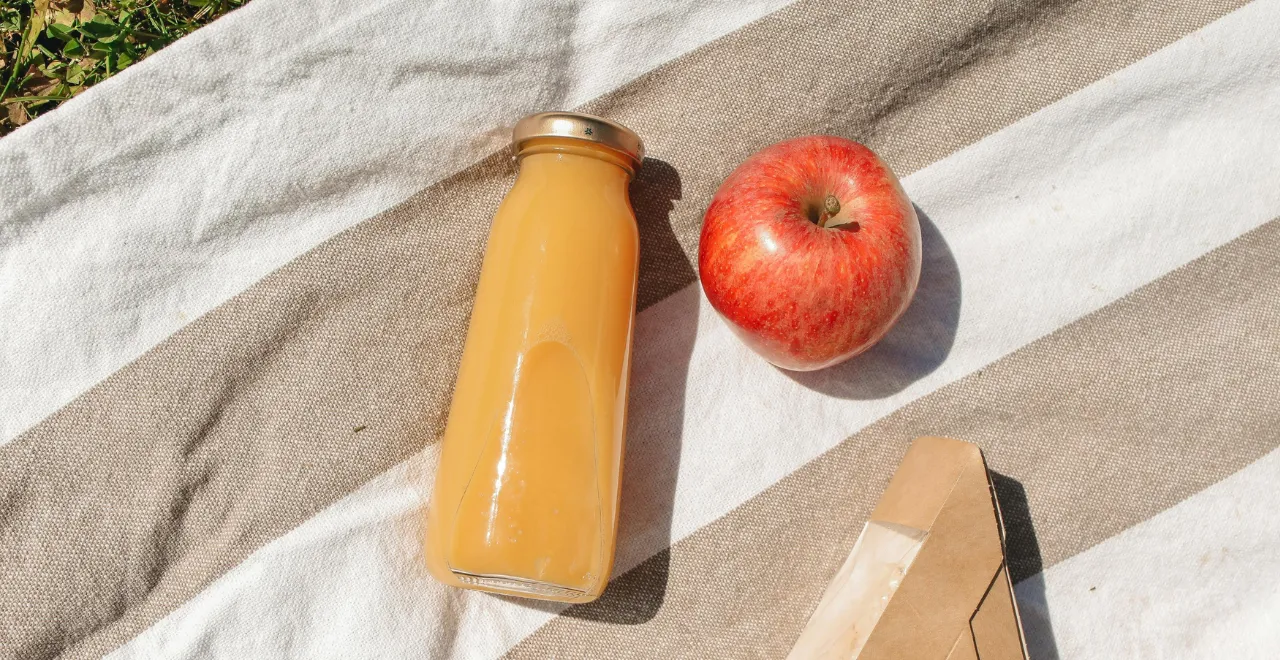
[2,0,1278,657]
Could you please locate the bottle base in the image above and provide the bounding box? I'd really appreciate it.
[452,570,591,601]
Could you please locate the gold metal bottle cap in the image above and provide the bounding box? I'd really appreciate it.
[512,112,645,165]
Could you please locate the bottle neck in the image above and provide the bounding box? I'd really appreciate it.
[516,137,637,185]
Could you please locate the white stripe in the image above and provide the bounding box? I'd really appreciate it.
[1016,447,1280,659]
[109,0,1280,657]
[0,0,796,446]
[105,448,562,659]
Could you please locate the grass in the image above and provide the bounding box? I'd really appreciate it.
[1,0,248,136]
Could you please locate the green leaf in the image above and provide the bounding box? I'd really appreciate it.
[62,39,84,56]
[46,22,76,41]
[79,14,116,38]
[65,62,85,84]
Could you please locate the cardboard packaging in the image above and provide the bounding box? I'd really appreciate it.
[788,437,1029,660]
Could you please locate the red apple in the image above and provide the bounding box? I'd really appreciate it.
[698,136,921,371]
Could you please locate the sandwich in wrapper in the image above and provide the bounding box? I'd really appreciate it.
[789,437,1029,660]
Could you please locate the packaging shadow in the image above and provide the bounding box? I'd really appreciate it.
[991,471,1061,660]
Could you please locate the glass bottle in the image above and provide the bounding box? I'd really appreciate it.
[424,112,643,602]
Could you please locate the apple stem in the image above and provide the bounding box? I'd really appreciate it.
[821,194,841,227]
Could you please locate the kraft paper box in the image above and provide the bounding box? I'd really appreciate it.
[789,437,1029,660]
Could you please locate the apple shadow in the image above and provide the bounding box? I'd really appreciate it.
[497,157,695,625]
[781,204,960,399]
[991,471,1061,660]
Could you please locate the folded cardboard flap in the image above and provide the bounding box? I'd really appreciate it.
[788,437,1029,660]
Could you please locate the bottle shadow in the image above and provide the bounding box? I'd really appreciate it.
[781,204,961,399]
[499,157,694,625]
[990,471,1062,660]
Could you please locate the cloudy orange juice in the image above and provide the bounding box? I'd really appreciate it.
[424,113,643,602]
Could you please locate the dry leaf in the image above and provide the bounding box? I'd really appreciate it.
[5,102,30,126]
[50,0,91,18]
[51,0,95,21]
[31,77,60,97]
[32,0,51,29]
[14,2,51,68]
[23,65,51,90]
[17,0,53,64]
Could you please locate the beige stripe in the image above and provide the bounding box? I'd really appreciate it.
[0,0,1246,657]
[582,0,1251,263]
[509,219,1280,658]
[0,153,509,660]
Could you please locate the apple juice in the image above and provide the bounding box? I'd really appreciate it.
[424,112,643,603]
